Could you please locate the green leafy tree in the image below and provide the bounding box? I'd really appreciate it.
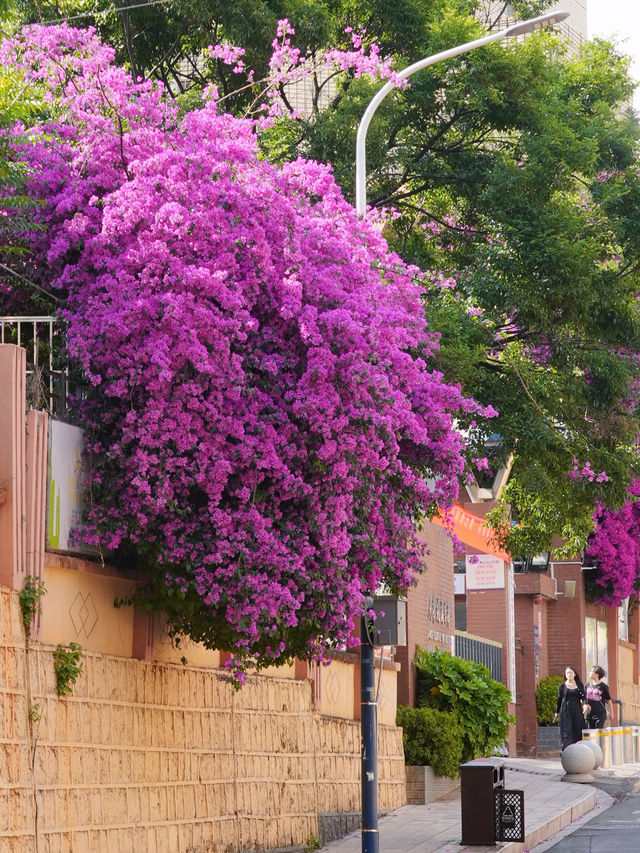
[275,2,640,556]
[0,7,51,313]
[415,646,514,761]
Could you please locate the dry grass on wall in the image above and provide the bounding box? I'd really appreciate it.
[0,587,406,852]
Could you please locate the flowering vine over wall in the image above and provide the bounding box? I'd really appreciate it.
[2,25,495,680]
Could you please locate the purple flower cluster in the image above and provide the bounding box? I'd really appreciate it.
[585,480,640,605]
[2,25,493,676]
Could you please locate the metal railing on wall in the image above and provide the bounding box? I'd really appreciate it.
[455,630,502,683]
[0,315,74,416]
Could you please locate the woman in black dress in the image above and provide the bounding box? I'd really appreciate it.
[554,666,586,749]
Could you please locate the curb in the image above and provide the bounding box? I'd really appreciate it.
[513,786,614,853]
[500,786,598,853]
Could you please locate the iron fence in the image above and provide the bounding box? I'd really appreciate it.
[455,630,502,683]
[0,315,73,416]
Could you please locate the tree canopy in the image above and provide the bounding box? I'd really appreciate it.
[6,1,640,607]
[213,0,640,559]
[0,24,495,679]
[280,2,640,561]
[14,0,640,557]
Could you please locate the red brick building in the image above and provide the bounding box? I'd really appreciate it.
[395,520,455,708]
[514,556,640,755]
[397,501,640,757]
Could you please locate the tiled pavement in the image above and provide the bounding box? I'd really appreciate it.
[319,757,640,853]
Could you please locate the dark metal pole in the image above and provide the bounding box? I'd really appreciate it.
[613,698,623,727]
[361,613,378,853]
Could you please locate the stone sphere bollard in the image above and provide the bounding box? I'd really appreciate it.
[560,741,595,783]
[581,738,603,771]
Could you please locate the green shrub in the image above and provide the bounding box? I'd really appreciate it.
[396,705,463,778]
[415,646,514,762]
[536,675,563,725]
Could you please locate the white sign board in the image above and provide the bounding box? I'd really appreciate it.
[47,420,91,554]
[454,574,466,595]
[465,554,505,590]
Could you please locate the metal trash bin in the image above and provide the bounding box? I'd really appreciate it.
[495,789,525,843]
[460,758,504,845]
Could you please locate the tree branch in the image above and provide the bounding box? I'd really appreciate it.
[0,262,60,304]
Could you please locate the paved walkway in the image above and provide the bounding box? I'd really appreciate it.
[319,757,640,853]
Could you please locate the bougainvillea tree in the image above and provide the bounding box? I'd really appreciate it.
[22,0,640,560]
[0,25,495,679]
[583,480,640,606]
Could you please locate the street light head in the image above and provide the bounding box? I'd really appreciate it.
[355,7,570,216]
[504,10,570,39]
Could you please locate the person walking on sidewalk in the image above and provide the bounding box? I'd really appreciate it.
[583,665,613,729]
[554,666,586,749]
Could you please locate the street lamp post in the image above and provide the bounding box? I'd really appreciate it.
[355,11,570,217]
[355,11,569,853]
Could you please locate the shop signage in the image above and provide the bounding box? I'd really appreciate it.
[465,554,505,590]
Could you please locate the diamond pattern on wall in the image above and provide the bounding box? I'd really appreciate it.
[69,591,99,638]
[325,666,340,707]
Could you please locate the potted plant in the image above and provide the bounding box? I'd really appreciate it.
[396,706,463,804]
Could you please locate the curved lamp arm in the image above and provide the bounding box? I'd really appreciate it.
[355,11,570,216]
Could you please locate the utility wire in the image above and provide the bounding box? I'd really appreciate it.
[40,0,175,26]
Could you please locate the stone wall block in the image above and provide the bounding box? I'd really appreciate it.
[62,701,76,745]
[88,790,102,826]
[67,746,84,787]
[77,703,90,744]
[11,595,25,647]
[4,647,20,691]
[184,710,195,749]
[89,656,106,701]
[0,789,9,834]
[28,651,45,699]
[116,785,131,824]
[0,592,9,645]
[105,658,122,701]
[53,700,66,744]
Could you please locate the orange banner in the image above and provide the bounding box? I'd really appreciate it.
[431,503,509,562]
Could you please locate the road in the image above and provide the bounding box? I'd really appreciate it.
[544,776,640,852]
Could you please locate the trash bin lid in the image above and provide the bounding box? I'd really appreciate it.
[461,758,505,768]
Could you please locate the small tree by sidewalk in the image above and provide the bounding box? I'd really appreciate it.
[414,647,514,762]
[536,675,563,726]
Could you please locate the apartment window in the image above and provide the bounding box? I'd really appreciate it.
[585,616,608,673]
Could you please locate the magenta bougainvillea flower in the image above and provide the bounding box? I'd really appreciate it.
[1,25,495,679]
[584,480,640,606]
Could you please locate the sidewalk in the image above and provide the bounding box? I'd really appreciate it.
[319,757,640,853]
